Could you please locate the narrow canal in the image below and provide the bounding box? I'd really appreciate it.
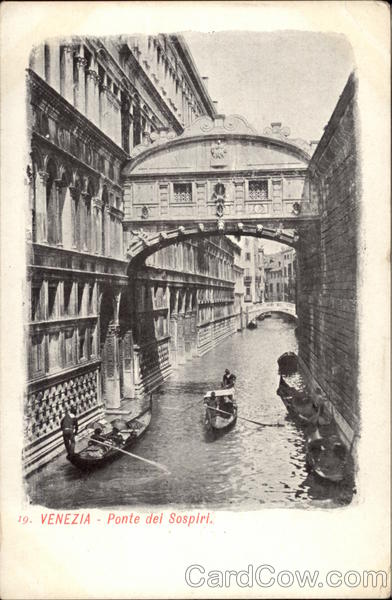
[27,315,354,509]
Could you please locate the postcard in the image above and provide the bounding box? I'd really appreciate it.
[0,1,390,598]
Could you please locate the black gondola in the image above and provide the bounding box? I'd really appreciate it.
[204,388,237,433]
[277,351,298,374]
[247,319,257,329]
[67,406,151,471]
[306,429,348,482]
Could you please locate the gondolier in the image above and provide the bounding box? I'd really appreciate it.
[61,405,78,457]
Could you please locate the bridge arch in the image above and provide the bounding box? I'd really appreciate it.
[126,221,298,273]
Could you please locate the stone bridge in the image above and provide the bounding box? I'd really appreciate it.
[120,73,359,452]
[256,302,297,320]
[122,114,319,269]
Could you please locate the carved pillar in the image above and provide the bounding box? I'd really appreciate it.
[91,198,100,254]
[35,171,48,243]
[169,288,179,367]
[62,45,74,104]
[86,68,97,122]
[104,204,111,257]
[99,83,108,134]
[30,44,45,78]
[69,185,80,249]
[113,97,121,146]
[74,56,87,113]
[190,291,198,357]
[102,323,121,409]
[48,41,60,91]
[177,290,186,365]
[80,192,91,251]
[55,180,63,247]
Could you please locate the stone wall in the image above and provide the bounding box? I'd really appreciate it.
[297,73,359,446]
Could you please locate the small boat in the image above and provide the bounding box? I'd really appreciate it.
[67,406,151,471]
[247,320,257,329]
[204,388,237,433]
[306,429,348,482]
[263,312,272,319]
[277,351,298,374]
[277,374,319,424]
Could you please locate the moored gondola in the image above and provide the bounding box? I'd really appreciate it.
[67,406,151,471]
[306,429,348,483]
[277,374,331,427]
[204,388,237,433]
[277,351,298,374]
[247,319,257,329]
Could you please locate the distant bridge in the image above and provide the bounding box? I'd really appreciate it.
[255,302,297,320]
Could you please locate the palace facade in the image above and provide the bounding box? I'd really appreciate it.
[25,35,242,473]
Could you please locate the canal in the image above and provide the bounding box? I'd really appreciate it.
[27,315,354,509]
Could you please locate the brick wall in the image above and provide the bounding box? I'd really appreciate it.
[297,73,359,444]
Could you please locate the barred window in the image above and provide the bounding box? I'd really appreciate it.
[249,180,268,201]
[173,183,192,203]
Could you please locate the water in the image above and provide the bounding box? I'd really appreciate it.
[27,316,354,509]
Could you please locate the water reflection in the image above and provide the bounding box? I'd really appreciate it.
[27,315,354,509]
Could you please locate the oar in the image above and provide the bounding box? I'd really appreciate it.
[88,438,170,474]
[206,406,284,428]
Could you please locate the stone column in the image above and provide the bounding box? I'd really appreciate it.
[169,288,179,367]
[62,45,74,104]
[86,68,97,122]
[69,185,79,249]
[102,323,121,410]
[99,83,107,134]
[104,204,111,257]
[35,171,48,243]
[184,290,193,361]
[30,44,45,79]
[55,180,63,247]
[74,56,87,114]
[190,291,198,358]
[113,98,121,146]
[176,291,186,365]
[48,41,60,91]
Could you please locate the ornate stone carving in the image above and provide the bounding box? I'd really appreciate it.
[75,56,87,68]
[25,368,100,444]
[263,122,311,156]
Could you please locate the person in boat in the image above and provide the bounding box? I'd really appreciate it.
[61,405,78,457]
[88,426,105,446]
[222,369,231,388]
[227,373,236,389]
[205,391,217,408]
[107,426,124,447]
[220,395,234,415]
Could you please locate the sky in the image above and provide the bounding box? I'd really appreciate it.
[183,31,354,254]
[183,31,354,142]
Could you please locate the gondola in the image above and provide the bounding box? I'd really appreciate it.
[204,388,237,433]
[306,429,348,482]
[67,406,151,471]
[247,319,257,329]
[277,374,318,424]
[277,351,298,374]
[277,374,332,427]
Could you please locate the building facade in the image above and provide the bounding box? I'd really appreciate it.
[264,247,296,303]
[24,34,242,473]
